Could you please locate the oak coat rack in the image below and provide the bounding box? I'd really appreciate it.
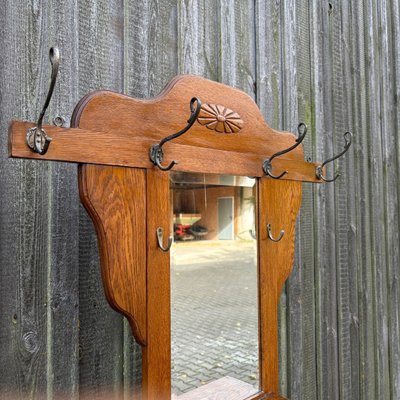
[8,48,352,400]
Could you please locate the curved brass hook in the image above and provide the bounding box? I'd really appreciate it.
[263,123,307,179]
[26,47,60,155]
[316,131,352,182]
[267,224,284,242]
[150,97,202,171]
[156,227,173,252]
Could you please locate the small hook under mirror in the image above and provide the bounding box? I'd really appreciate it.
[316,131,352,182]
[150,97,202,171]
[267,224,284,242]
[263,123,307,179]
[26,47,60,155]
[156,227,173,252]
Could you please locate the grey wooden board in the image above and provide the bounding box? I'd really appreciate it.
[1,1,400,399]
[77,1,131,399]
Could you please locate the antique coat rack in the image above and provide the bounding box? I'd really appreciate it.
[8,48,352,400]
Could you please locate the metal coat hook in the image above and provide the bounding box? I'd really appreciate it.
[149,97,202,171]
[156,227,173,252]
[267,224,284,242]
[263,123,307,179]
[26,47,60,155]
[316,131,352,182]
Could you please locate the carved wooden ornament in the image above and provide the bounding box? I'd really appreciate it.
[197,103,244,133]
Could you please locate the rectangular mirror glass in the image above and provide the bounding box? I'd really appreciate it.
[170,172,259,399]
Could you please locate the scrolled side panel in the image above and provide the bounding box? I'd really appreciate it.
[258,178,302,395]
[78,164,147,345]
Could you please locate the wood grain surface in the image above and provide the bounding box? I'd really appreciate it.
[257,179,302,394]
[75,165,300,400]
[74,76,301,158]
[78,165,147,345]
[9,120,322,183]
[142,170,172,400]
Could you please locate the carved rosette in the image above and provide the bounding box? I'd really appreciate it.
[197,103,244,133]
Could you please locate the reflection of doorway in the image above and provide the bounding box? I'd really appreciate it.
[218,197,234,240]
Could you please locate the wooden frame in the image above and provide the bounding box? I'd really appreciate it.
[9,75,317,400]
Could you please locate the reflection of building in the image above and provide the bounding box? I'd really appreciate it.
[171,173,255,241]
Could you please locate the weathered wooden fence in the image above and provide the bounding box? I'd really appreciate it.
[1,1,399,399]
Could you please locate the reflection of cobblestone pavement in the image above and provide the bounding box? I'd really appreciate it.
[171,241,259,395]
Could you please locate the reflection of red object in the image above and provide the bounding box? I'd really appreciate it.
[174,224,208,241]
[174,224,191,237]
[174,224,195,241]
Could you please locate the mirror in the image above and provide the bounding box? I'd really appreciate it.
[170,172,259,399]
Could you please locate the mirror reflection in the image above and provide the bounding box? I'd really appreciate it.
[170,173,259,399]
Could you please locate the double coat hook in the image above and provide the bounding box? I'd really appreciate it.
[316,131,352,182]
[150,97,202,171]
[263,123,307,179]
[26,47,60,155]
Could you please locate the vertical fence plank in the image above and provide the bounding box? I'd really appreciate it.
[388,1,400,398]
[0,1,70,398]
[312,3,341,400]
[177,0,219,79]
[347,2,376,399]
[147,0,179,96]
[0,3,28,396]
[123,0,151,99]
[124,0,179,97]
[254,1,288,394]
[46,1,81,398]
[49,3,80,399]
[330,2,355,400]
[379,0,400,396]
[340,2,361,399]
[284,1,318,399]
[358,3,379,398]
[218,0,256,97]
[255,1,283,127]
[177,0,204,75]
[364,1,391,398]
[77,1,125,398]
[372,0,393,398]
